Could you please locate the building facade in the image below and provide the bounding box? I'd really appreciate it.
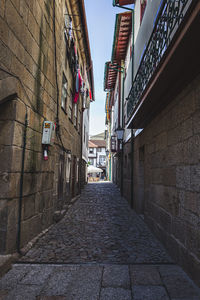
[0,0,94,254]
[105,0,200,287]
[88,133,106,173]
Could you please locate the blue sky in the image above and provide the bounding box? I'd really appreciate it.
[84,0,132,136]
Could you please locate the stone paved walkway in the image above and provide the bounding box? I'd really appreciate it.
[0,182,200,299]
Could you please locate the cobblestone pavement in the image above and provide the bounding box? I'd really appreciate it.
[0,183,200,299]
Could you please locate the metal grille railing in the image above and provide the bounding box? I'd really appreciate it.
[127,0,190,121]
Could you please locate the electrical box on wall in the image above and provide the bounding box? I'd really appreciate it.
[42,121,55,145]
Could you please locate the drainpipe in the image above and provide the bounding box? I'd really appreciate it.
[131,10,135,209]
[17,111,28,254]
[121,66,125,196]
[113,1,135,207]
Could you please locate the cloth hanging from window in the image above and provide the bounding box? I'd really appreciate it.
[74,69,82,103]
[89,88,93,101]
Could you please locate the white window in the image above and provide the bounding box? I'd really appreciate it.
[68,90,73,120]
[64,4,72,40]
[74,103,77,127]
[99,155,106,164]
[78,110,81,132]
[61,74,68,111]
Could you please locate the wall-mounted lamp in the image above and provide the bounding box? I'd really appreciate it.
[115,126,124,141]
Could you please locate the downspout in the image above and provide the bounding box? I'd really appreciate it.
[17,111,28,254]
[131,10,135,209]
[121,68,125,196]
[113,1,135,207]
[118,71,121,188]
[80,96,84,192]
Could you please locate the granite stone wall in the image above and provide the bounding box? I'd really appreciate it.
[132,74,200,285]
[0,0,85,253]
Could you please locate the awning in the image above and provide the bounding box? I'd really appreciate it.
[105,92,112,124]
[113,0,135,6]
[104,61,118,91]
[111,12,132,63]
[87,165,103,173]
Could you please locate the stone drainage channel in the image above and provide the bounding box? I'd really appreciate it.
[0,183,200,299]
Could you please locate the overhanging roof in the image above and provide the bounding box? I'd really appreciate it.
[113,0,135,5]
[104,61,118,91]
[111,12,132,63]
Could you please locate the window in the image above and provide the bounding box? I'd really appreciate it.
[89,148,94,154]
[89,158,94,165]
[64,4,72,40]
[86,133,88,146]
[66,155,71,183]
[99,155,106,165]
[78,110,81,132]
[84,125,86,143]
[61,73,68,112]
[68,90,73,120]
[97,148,101,152]
[74,102,77,127]
[76,158,79,182]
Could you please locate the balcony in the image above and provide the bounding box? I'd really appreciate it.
[126,0,198,129]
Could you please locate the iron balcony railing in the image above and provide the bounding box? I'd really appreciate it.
[127,0,191,121]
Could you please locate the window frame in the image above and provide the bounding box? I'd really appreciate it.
[61,73,68,113]
[68,90,73,121]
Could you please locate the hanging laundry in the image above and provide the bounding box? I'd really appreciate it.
[74,69,82,103]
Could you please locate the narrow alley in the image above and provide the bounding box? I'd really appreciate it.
[0,183,199,299]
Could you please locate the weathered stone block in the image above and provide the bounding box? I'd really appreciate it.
[35,192,45,214]
[133,285,169,300]
[19,0,29,25]
[102,265,130,288]
[0,145,13,174]
[180,117,193,141]
[130,265,162,286]
[0,172,20,199]
[156,131,167,151]
[151,168,162,184]
[12,122,24,147]
[8,30,25,65]
[20,215,42,247]
[24,149,42,173]
[183,191,198,214]
[6,0,26,45]
[22,194,36,220]
[15,100,26,123]
[162,167,176,186]
[184,135,200,165]
[191,165,200,192]
[180,207,199,227]
[23,173,38,196]
[0,42,13,71]
[0,120,14,146]
[28,10,40,44]
[100,287,131,300]
[159,208,172,233]
[160,186,179,216]
[6,198,19,252]
[159,265,200,299]
[0,16,9,43]
[176,165,190,190]
[171,217,186,246]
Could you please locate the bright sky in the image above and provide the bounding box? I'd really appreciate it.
[84,0,132,136]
